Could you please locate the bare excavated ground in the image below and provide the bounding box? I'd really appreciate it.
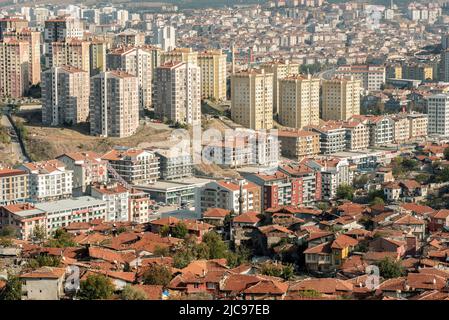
[14,110,173,161]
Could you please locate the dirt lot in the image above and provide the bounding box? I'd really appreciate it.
[14,110,173,161]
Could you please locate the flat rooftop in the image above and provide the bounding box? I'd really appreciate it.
[35,196,107,212]
[135,177,212,191]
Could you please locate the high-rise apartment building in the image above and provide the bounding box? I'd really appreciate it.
[278,74,320,129]
[231,69,274,130]
[157,25,176,51]
[260,60,300,114]
[427,94,449,136]
[322,77,361,121]
[51,39,91,73]
[197,50,227,101]
[0,17,29,40]
[41,66,90,126]
[3,29,41,85]
[335,65,386,91]
[89,40,107,76]
[154,61,201,125]
[161,47,198,65]
[44,17,83,68]
[0,39,29,98]
[90,71,139,138]
[107,47,153,110]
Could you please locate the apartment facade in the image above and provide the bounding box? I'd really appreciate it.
[107,47,153,110]
[51,39,90,73]
[427,94,449,136]
[41,66,90,126]
[305,124,346,154]
[102,148,160,185]
[335,65,386,91]
[90,70,139,138]
[231,69,274,130]
[279,163,322,205]
[305,158,353,200]
[198,179,261,214]
[89,40,107,76]
[0,197,108,240]
[155,149,193,181]
[154,61,201,125]
[56,152,109,194]
[321,77,361,121]
[0,39,29,98]
[408,113,428,138]
[278,75,320,129]
[391,115,411,143]
[128,188,151,224]
[19,160,73,202]
[277,130,320,160]
[3,29,41,85]
[260,60,300,114]
[198,50,227,101]
[160,47,198,65]
[90,183,130,222]
[0,169,29,205]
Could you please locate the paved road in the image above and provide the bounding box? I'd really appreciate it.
[1,114,28,162]
[316,67,337,80]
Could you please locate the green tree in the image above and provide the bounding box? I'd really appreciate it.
[444,147,449,160]
[0,237,13,247]
[316,202,329,212]
[32,225,47,242]
[45,229,76,248]
[142,264,172,286]
[27,254,61,269]
[78,274,115,300]
[173,249,194,269]
[370,197,385,206]
[0,226,16,238]
[436,166,449,183]
[153,245,170,257]
[367,189,385,202]
[336,184,354,201]
[172,222,188,239]
[377,257,405,279]
[0,274,22,300]
[202,231,228,259]
[119,285,147,300]
[159,225,170,237]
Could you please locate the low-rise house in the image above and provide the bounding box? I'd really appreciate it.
[392,214,426,240]
[428,210,449,232]
[289,278,353,297]
[21,267,66,300]
[202,208,230,227]
[149,216,214,241]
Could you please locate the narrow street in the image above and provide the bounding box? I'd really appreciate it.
[1,114,29,163]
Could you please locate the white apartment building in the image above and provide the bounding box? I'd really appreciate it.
[306,158,353,200]
[102,148,160,185]
[19,160,73,202]
[107,47,153,110]
[278,74,320,129]
[197,179,261,214]
[90,70,139,138]
[154,61,201,125]
[41,66,90,126]
[157,25,176,52]
[427,94,449,136]
[90,183,130,222]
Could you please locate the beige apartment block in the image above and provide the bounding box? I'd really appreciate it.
[41,66,90,126]
[277,129,320,160]
[161,47,198,65]
[341,121,370,150]
[51,39,91,73]
[391,115,410,143]
[322,77,361,121]
[3,29,41,85]
[154,61,201,125]
[90,71,139,138]
[0,39,29,98]
[408,113,428,138]
[260,60,300,114]
[278,74,320,129]
[107,46,153,110]
[115,30,145,47]
[198,50,227,101]
[231,69,274,130]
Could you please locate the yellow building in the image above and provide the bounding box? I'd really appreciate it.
[231,69,273,130]
[322,77,361,121]
[386,64,402,79]
[0,169,29,204]
[161,47,198,65]
[408,113,428,138]
[278,74,320,129]
[260,60,300,114]
[198,50,227,101]
[89,40,108,76]
[402,63,433,81]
